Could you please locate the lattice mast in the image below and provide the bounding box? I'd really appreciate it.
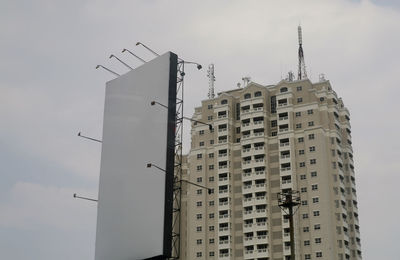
[297,25,307,80]
[207,64,215,99]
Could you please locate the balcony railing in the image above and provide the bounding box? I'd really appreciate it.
[280,142,290,147]
[279,116,288,120]
[281,167,291,171]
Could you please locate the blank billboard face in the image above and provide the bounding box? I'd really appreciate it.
[95,52,177,260]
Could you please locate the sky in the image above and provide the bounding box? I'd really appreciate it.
[0,0,399,259]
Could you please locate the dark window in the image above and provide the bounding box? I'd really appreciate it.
[244,93,251,99]
[280,87,288,93]
[255,91,262,97]
[221,99,228,105]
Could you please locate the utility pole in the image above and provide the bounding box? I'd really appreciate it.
[278,190,301,260]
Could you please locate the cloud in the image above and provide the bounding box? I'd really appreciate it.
[0,0,400,259]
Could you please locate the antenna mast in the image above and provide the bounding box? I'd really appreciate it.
[297,25,307,80]
[207,64,215,99]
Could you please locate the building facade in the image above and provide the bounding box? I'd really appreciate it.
[181,78,362,260]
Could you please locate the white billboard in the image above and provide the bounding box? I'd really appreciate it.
[95,52,177,260]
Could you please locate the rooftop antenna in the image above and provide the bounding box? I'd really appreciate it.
[297,25,307,80]
[207,64,215,99]
[242,76,251,87]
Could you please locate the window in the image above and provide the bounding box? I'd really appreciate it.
[255,91,262,97]
[308,121,314,126]
[296,123,302,129]
[209,201,214,206]
[209,153,214,158]
[310,159,316,164]
[244,93,251,99]
[309,146,315,152]
[297,97,303,103]
[197,165,202,171]
[221,99,228,105]
[301,187,307,193]
[199,141,204,147]
[197,177,202,183]
[299,162,305,167]
[197,189,202,195]
[313,197,319,203]
[301,200,308,205]
[208,104,213,109]
[196,226,202,232]
[199,130,204,135]
[308,134,315,140]
[303,227,309,232]
[316,252,322,257]
[280,87,288,93]
[314,224,321,230]
[209,165,214,170]
[197,201,202,207]
[296,111,301,117]
[299,149,305,155]
[303,213,309,219]
[271,120,277,127]
[209,252,215,257]
[311,171,317,177]
[315,238,322,244]
[196,252,202,257]
[332,162,337,169]
[271,131,277,136]
[209,188,214,194]
[298,137,304,143]
[210,140,214,144]
[297,86,302,91]
[300,174,307,180]
[312,184,318,190]
[307,109,313,114]
[197,153,202,159]
[236,127,241,134]
[305,254,311,259]
[209,226,214,231]
[209,238,215,244]
[209,213,214,219]
[208,115,213,121]
[304,240,310,246]
[313,211,320,216]
[196,239,202,245]
[209,176,214,182]
[196,214,202,219]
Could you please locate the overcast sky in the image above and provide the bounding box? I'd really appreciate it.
[1,0,399,259]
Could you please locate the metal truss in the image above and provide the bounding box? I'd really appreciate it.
[170,60,185,259]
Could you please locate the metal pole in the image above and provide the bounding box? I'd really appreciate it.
[289,202,295,260]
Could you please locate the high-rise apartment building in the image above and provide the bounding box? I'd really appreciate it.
[181,78,362,260]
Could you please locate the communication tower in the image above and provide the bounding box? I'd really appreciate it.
[207,64,215,99]
[297,25,308,80]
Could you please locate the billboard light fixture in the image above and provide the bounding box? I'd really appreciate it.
[77,132,102,143]
[150,101,212,130]
[109,54,134,70]
[147,164,212,195]
[122,48,146,63]
[73,193,98,202]
[95,65,120,77]
[136,42,160,56]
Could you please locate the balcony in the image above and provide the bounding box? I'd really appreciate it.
[279,142,290,147]
[279,128,289,133]
[254,183,266,192]
[255,171,265,178]
[242,172,252,181]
